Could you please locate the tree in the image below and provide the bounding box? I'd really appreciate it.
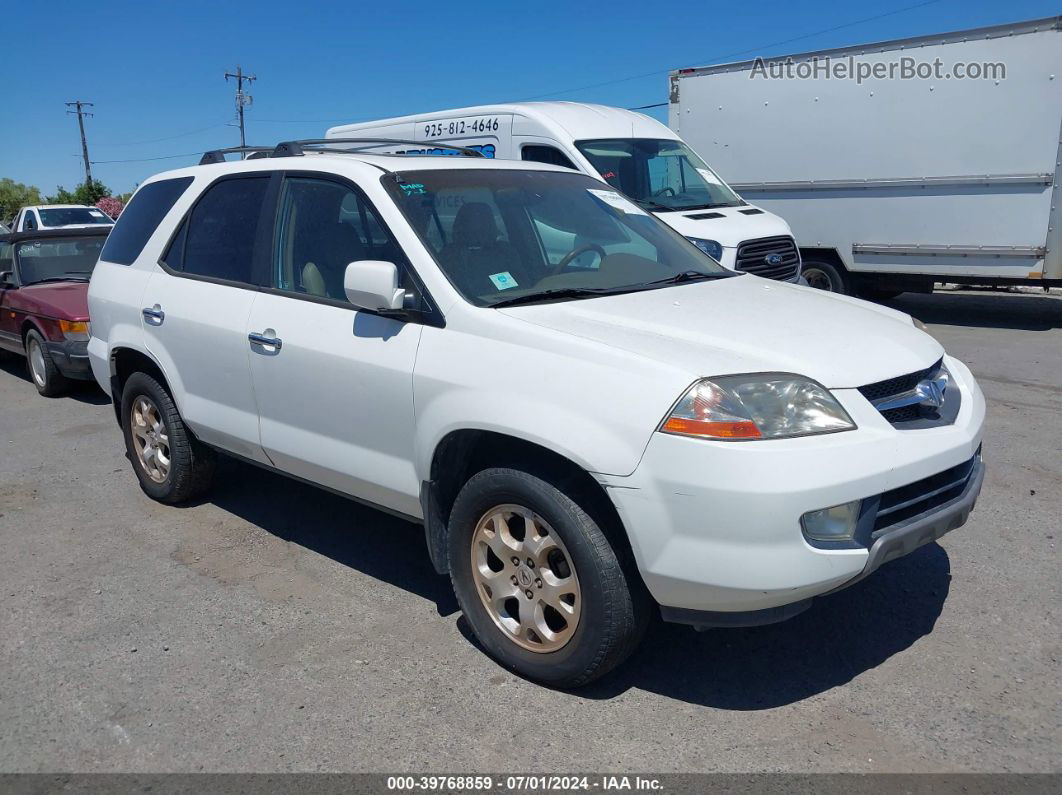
[0,178,43,223]
[48,179,111,206]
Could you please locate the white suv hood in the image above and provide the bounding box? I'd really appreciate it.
[499,275,943,389]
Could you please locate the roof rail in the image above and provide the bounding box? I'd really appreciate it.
[199,146,274,165]
[272,138,486,158]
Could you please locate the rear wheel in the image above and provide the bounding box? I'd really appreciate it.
[801,259,850,294]
[448,467,647,688]
[25,329,70,397]
[121,372,216,503]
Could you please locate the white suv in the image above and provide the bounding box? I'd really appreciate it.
[87,140,985,687]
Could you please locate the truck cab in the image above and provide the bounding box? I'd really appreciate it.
[326,102,801,282]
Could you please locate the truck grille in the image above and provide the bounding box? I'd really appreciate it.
[734,236,800,281]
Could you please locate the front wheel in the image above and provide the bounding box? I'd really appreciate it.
[448,468,647,688]
[801,259,850,294]
[25,329,70,397]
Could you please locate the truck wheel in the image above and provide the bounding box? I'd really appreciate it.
[801,259,850,294]
[120,372,216,504]
[25,329,70,397]
[448,468,647,688]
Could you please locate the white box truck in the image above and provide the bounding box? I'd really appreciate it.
[327,102,803,282]
[669,16,1062,296]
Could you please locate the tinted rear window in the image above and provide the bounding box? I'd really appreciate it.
[100,177,193,265]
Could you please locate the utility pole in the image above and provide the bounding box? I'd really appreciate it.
[66,100,94,185]
[224,65,255,148]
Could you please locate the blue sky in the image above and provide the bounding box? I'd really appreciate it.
[1,0,1059,194]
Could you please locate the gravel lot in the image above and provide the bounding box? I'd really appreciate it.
[0,289,1059,774]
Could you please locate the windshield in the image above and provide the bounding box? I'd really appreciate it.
[385,169,732,307]
[574,138,742,212]
[37,207,113,227]
[15,236,105,284]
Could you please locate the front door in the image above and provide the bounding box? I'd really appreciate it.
[246,174,423,516]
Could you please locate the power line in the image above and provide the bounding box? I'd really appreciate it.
[522,0,942,101]
[66,100,94,184]
[90,150,204,165]
[225,65,256,148]
[95,122,230,147]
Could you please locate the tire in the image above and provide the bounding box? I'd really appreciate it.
[120,371,216,504]
[858,286,903,301]
[448,467,647,688]
[25,329,70,397]
[801,259,850,294]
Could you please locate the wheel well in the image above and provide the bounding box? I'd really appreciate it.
[424,430,640,579]
[799,247,848,272]
[20,319,42,342]
[109,348,170,424]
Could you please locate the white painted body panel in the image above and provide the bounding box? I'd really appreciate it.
[327,102,794,265]
[669,18,1062,281]
[88,153,986,615]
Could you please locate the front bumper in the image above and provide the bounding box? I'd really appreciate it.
[600,354,986,618]
[45,339,93,380]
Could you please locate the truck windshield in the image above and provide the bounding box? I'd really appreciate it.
[38,207,113,227]
[575,139,743,212]
[385,169,733,307]
[15,236,105,284]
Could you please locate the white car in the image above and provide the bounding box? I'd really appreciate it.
[87,140,985,687]
[13,204,114,232]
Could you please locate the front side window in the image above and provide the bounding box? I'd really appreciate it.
[575,139,742,212]
[166,176,269,284]
[38,207,112,226]
[13,236,106,285]
[386,169,732,307]
[272,177,406,301]
[521,145,577,170]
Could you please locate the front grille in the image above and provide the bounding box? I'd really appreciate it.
[858,359,942,402]
[734,236,799,281]
[872,449,981,534]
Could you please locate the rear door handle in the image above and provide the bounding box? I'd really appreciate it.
[248,331,282,350]
[142,305,164,325]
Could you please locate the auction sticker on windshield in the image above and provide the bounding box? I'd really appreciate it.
[587,189,647,215]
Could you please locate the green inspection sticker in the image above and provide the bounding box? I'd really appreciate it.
[489,271,518,290]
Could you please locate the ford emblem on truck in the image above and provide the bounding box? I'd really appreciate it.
[765,252,784,266]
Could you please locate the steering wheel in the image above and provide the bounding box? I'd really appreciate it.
[553,244,606,275]
[652,186,676,197]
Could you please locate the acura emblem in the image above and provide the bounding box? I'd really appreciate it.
[915,375,947,409]
[765,253,783,266]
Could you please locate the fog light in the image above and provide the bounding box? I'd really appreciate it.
[801,500,862,542]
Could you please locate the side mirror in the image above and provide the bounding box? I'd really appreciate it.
[0,271,14,287]
[343,260,406,312]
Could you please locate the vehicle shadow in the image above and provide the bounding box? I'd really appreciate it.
[0,353,110,405]
[576,542,950,708]
[885,290,1062,331]
[201,456,460,616]
[204,455,949,709]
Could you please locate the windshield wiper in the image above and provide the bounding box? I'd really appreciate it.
[27,275,91,284]
[490,286,635,308]
[633,199,674,212]
[638,270,735,288]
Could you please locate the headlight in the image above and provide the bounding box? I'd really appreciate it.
[686,237,722,260]
[58,319,90,341]
[660,375,856,440]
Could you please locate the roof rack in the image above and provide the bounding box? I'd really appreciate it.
[199,138,485,166]
[198,146,274,165]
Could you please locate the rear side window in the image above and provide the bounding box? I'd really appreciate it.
[164,176,269,285]
[23,211,37,231]
[101,177,193,265]
[521,145,577,170]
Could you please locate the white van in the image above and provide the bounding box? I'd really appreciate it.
[327,102,801,282]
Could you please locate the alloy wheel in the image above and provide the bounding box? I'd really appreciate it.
[130,396,171,483]
[470,504,581,653]
[27,338,46,387]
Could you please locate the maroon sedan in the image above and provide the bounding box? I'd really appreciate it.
[0,227,109,396]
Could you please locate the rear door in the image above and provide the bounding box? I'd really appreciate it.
[245,173,424,516]
[141,174,273,463]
